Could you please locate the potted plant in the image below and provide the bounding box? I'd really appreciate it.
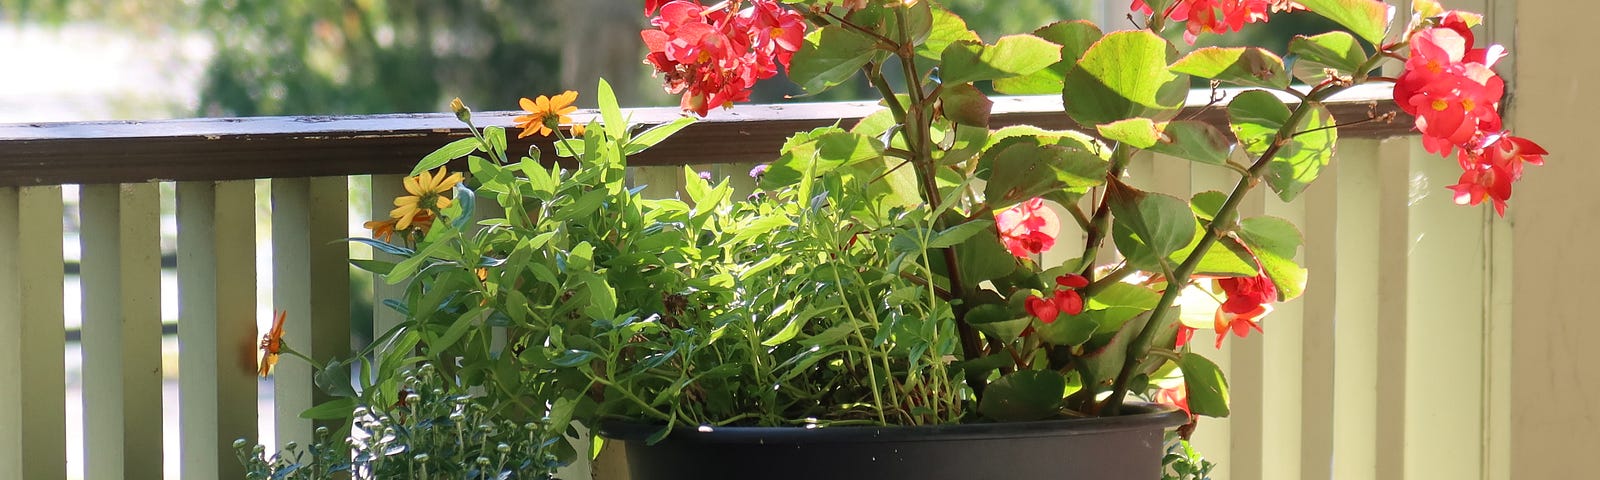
[317,0,1543,478]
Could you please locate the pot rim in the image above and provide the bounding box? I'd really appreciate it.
[599,402,1189,445]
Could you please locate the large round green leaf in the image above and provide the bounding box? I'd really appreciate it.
[788,26,878,94]
[979,370,1067,421]
[1062,30,1189,126]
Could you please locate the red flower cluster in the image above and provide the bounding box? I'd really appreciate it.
[1132,0,1303,44]
[1025,274,1090,324]
[1211,273,1276,348]
[642,0,805,116]
[995,198,1059,258]
[1395,12,1545,216]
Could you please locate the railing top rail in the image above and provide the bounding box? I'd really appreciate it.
[0,84,1409,186]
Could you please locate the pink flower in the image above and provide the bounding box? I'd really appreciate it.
[995,198,1059,258]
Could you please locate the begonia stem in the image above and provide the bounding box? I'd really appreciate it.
[1102,84,1351,415]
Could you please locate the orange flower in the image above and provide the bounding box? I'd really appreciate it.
[258,310,287,377]
[514,91,579,138]
[365,210,434,243]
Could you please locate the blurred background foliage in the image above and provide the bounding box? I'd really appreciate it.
[1,0,1337,118]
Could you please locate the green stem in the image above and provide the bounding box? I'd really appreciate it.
[1076,144,1135,277]
[1101,84,1349,415]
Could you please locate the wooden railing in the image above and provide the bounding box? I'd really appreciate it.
[0,84,1512,480]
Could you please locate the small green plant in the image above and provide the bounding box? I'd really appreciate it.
[1162,437,1217,480]
[236,364,565,479]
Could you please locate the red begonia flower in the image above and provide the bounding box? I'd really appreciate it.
[1213,274,1275,347]
[1132,0,1302,44]
[1026,296,1061,324]
[1155,384,1192,417]
[642,0,805,116]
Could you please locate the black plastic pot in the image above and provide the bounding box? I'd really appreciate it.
[599,403,1188,480]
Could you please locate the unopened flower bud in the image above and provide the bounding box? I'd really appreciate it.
[450,98,471,122]
[232,438,248,449]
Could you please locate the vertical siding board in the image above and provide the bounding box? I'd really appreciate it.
[1401,139,1487,480]
[0,188,18,480]
[0,186,68,480]
[632,166,684,200]
[177,181,258,480]
[1261,173,1307,480]
[1187,163,1236,479]
[1374,138,1411,480]
[271,176,353,447]
[370,174,407,339]
[1303,143,1342,480]
[80,183,165,479]
[1227,174,1267,480]
[1330,140,1382,480]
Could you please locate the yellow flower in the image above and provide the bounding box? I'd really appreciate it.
[390,167,465,230]
[569,123,587,137]
[258,310,287,377]
[514,90,579,138]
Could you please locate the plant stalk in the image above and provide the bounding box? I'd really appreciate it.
[1101,84,1349,415]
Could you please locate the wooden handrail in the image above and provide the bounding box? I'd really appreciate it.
[0,84,1410,187]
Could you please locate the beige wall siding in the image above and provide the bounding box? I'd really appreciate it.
[1510,1,1600,477]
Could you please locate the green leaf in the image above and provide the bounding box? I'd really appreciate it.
[348,258,396,275]
[761,298,806,346]
[954,225,1017,283]
[624,117,695,155]
[1035,314,1098,346]
[761,129,885,190]
[411,137,479,176]
[983,141,1107,207]
[1190,191,1227,221]
[1170,47,1289,89]
[928,219,994,249]
[299,398,357,420]
[939,83,993,127]
[940,34,1063,85]
[597,78,625,139]
[1096,118,1231,165]
[1106,181,1196,263]
[979,370,1067,421]
[1228,92,1339,202]
[345,237,415,257]
[1228,90,1291,155]
[967,303,1032,342]
[314,360,358,398]
[484,126,507,156]
[1062,30,1188,126]
[993,20,1102,95]
[1238,216,1308,301]
[550,349,597,367]
[1180,353,1230,417]
[915,4,980,60]
[1288,31,1368,84]
[789,26,877,93]
[1295,0,1392,44]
